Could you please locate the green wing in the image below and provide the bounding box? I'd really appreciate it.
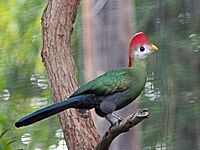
[70,68,132,97]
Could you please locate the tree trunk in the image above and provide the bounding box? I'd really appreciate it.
[41,0,99,149]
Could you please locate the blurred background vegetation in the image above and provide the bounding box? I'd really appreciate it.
[0,0,199,149]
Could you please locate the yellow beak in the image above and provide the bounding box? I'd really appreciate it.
[151,44,158,51]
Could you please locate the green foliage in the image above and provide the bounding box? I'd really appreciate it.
[0,128,16,150]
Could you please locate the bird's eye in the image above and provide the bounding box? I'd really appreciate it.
[140,46,145,52]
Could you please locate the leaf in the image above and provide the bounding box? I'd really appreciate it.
[6,140,16,146]
[0,129,10,139]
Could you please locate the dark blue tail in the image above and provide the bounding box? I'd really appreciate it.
[15,94,95,128]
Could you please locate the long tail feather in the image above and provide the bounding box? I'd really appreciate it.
[15,94,94,128]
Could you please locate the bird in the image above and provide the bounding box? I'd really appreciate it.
[15,32,158,128]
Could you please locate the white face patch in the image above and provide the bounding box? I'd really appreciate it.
[133,44,153,60]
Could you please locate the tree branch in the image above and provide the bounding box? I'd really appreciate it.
[95,108,149,150]
[41,0,99,149]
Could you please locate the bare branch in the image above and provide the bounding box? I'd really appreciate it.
[95,108,149,150]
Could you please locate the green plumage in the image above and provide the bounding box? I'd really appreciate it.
[71,60,147,110]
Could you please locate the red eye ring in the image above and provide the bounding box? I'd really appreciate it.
[140,46,145,52]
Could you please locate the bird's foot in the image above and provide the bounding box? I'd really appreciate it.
[108,120,122,130]
[112,112,123,121]
[105,113,123,129]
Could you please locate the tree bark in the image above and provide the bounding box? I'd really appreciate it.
[41,0,99,149]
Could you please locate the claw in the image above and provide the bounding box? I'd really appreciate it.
[105,113,123,129]
[112,112,122,121]
[106,113,123,123]
[108,119,122,130]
